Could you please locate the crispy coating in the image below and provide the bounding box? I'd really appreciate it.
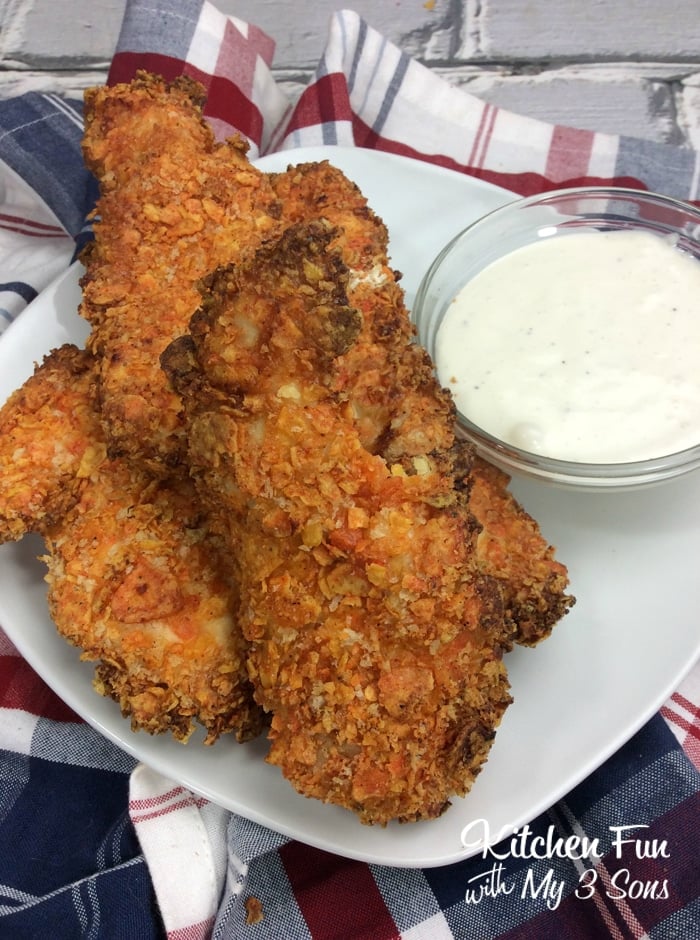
[80,71,282,472]
[272,161,457,460]
[470,457,573,646]
[163,222,513,824]
[0,343,262,743]
[44,461,263,744]
[0,345,102,542]
[271,160,574,643]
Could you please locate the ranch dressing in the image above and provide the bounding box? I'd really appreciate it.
[435,229,700,463]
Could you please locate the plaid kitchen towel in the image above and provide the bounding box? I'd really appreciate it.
[1,2,699,938]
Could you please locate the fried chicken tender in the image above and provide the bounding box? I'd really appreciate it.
[0,344,263,743]
[80,71,282,472]
[270,160,574,644]
[163,221,513,824]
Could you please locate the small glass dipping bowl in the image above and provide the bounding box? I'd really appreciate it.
[412,187,700,490]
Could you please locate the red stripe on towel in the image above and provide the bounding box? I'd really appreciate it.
[0,653,81,722]
[545,125,596,183]
[108,51,263,143]
[280,842,399,940]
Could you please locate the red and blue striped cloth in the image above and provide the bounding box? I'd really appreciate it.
[1,2,699,937]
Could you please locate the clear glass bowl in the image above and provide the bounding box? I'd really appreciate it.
[412,187,700,490]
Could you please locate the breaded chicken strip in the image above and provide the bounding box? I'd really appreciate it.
[80,71,282,472]
[163,221,513,824]
[271,160,574,644]
[0,344,263,743]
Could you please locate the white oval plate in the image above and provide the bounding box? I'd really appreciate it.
[1,147,699,869]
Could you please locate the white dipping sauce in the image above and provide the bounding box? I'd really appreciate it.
[435,229,700,463]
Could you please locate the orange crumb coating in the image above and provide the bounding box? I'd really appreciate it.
[80,71,283,471]
[0,345,102,542]
[272,160,456,459]
[470,457,574,645]
[43,460,263,743]
[271,160,574,644]
[0,341,261,743]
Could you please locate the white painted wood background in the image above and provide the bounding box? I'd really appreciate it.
[1,0,699,147]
